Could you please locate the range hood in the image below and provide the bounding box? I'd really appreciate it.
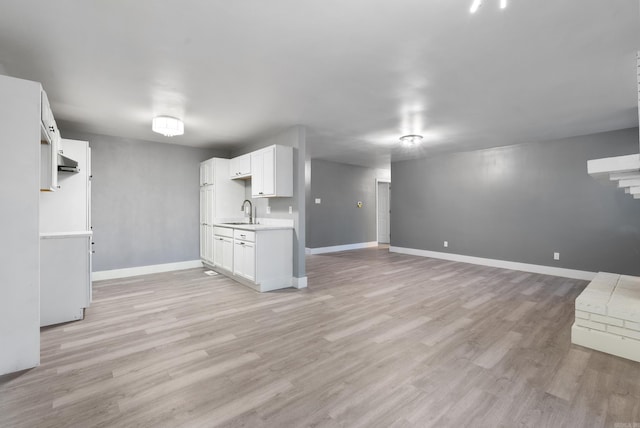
[57,153,79,173]
[587,51,640,199]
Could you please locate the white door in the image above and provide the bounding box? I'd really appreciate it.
[377,182,390,244]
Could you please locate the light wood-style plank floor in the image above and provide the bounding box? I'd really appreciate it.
[2,247,640,427]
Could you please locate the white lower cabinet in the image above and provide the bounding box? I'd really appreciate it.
[40,233,92,327]
[214,236,233,272]
[212,225,293,292]
[233,239,255,282]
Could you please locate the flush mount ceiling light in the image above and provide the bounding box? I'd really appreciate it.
[152,115,184,137]
[470,0,507,13]
[400,134,423,146]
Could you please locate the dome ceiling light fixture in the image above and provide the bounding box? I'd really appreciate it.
[400,134,423,147]
[470,0,507,13]
[152,115,184,137]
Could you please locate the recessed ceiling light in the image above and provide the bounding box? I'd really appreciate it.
[152,115,184,137]
[400,135,423,146]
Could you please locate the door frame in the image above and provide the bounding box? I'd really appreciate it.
[375,178,391,244]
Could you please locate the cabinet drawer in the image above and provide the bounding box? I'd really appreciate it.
[234,229,255,242]
[214,227,233,238]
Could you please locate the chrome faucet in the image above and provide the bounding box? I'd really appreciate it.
[241,199,253,224]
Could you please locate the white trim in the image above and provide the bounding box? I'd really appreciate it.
[389,246,596,281]
[93,260,203,281]
[572,324,640,363]
[375,178,391,244]
[307,241,379,255]
[293,276,308,289]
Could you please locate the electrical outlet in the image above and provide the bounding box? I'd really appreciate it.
[444,241,448,248]
[554,252,560,260]
[266,206,271,214]
[315,198,321,204]
[289,206,292,214]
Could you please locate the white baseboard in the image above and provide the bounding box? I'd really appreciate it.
[293,276,308,289]
[93,260,203,281]
[389,246,596,281]
[306,241,378,255]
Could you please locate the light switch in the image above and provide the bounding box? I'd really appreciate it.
[554,252,560,260]
[315,198,321,204]
[444,241,448,248]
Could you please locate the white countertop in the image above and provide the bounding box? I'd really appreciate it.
[213,223,293,231]
[40,231,93,239]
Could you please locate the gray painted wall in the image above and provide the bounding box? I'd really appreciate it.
[231,126,307,278]
[62,131,224,271]
[391,127,640,275]
[306,159,382,249]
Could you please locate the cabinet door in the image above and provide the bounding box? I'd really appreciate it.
[233,240,254,280]
[206,225,215,263]
[201,160,214,185]
[200,225,207,260]
[244,242,255,282]
[207,160,215,185]
[204,186,215,224]
[262,146,275,196]
[40,236,90,326]
[233,240,244,277]
[199,188,206,224]
[214,236,224,267]
[230,154,251,179]
[251,151,264,197]
[200,162,206,186]
[222,238,233,271]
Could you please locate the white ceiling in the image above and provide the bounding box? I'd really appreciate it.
[0,0,638,169]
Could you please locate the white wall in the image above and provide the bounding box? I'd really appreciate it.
[0,75,41,374]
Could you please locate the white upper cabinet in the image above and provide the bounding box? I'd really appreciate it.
[40,89,60,147]
[40,137,58,192]
[229,154,251,179]
[251,145,293,198]
[40,89,60,192]
[199,159,215,186]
